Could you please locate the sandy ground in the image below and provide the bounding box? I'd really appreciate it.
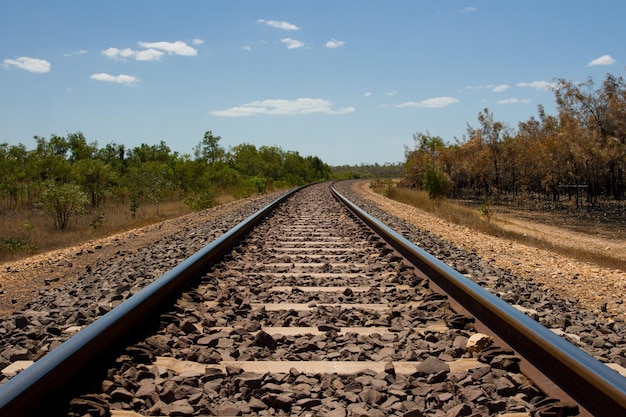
[351,181,626,320]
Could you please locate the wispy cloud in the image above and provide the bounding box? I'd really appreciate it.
[3,56,51,73]
[492,84,509,93]
[191,38,204,45]
[102,41,197,61]
[394,97,459,109]
[459,7,477,13]
[210,98,354,117]
[587,54,616,67]
[258,19,300,31]
[463,84,509,93]
[90,73,139,85]
[326,39,345,48]
[281,38,306,49]
[516,80,556,91]
[63,49,88,57]
[497,98,530,104]
[138,41,198,56]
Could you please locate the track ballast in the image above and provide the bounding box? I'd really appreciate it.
[1,182,624,416]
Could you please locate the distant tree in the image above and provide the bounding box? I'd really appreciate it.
[555,75,626,200]
[72,159,117,207]
[196,130,224,165]
[466,109,508,198]
[33,135,72,183]
[230,143,261,176]
[42,181,88,229]
[67,132,97,162]
[402,132,446,189]
[422,160,452,199]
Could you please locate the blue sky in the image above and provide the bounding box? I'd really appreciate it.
[1,1,624,165]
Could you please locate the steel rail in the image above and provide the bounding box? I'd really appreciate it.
[0,187,301,416]
[331,184,626,417]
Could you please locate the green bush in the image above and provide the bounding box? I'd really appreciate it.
[0,236,36,254]
[422,164,452,200]
[42,181,89,229]
[183,188,216,211]
[233,177,267,198]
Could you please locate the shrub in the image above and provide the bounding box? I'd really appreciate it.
[183,188,216,211]
[422,164,452,200]
[0,236,36,254]
[42,181,89,229]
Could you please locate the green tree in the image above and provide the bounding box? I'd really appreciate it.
[67,132,97,162]
[230,143,261,177]
[42,181,88,229]
[33,135,72,183]
[402,132,446,189]
[72,159,117,207]
[195,130,224,165]
[422,161,452,199]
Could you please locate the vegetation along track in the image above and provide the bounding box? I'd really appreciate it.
[0,183,624,416]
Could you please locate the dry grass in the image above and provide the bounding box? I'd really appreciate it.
[374,185,626,271]
[0,199,193,263]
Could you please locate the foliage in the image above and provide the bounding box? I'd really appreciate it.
[233,176,267,198]
[41,181,89,229]
[402,71,626,208]
[332,162,403,179]
[422,162,452,200]
[0,236,36,254]
[0,130,333,229]
[183,188,216,211]
[478,201,492,222]
[89,213,105,230]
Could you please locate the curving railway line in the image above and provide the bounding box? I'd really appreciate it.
[0,182,624,416]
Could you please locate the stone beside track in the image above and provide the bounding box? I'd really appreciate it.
[66,183,576,417]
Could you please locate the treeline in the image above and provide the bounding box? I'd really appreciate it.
[0,131,332,228]
[332,162,403,179]
[403,72,626,208]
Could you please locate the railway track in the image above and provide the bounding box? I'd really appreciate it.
[0,182,624,416]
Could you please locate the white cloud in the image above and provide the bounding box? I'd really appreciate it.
[364,92,372,97]
[463,84,508,93]
[64,49,88,57]
[395,97,459,108]
[90,73,139,85]
[3,56,51,73]
[587,54,616,67]
[138,41,198,56]
[492,84,509,93]
[326,39,345,48]
[516,80,556,91]
[242,45,252,51]
[280,38,306,49]
[134,49,164,61]
[460,7,477,13]
[497,98,530,104]
[386,90,397,96]
[258,19,300,30]
[102,41,197,61]
[192,38,204,45]
[210,98,354,117]
[102,47,143,60]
